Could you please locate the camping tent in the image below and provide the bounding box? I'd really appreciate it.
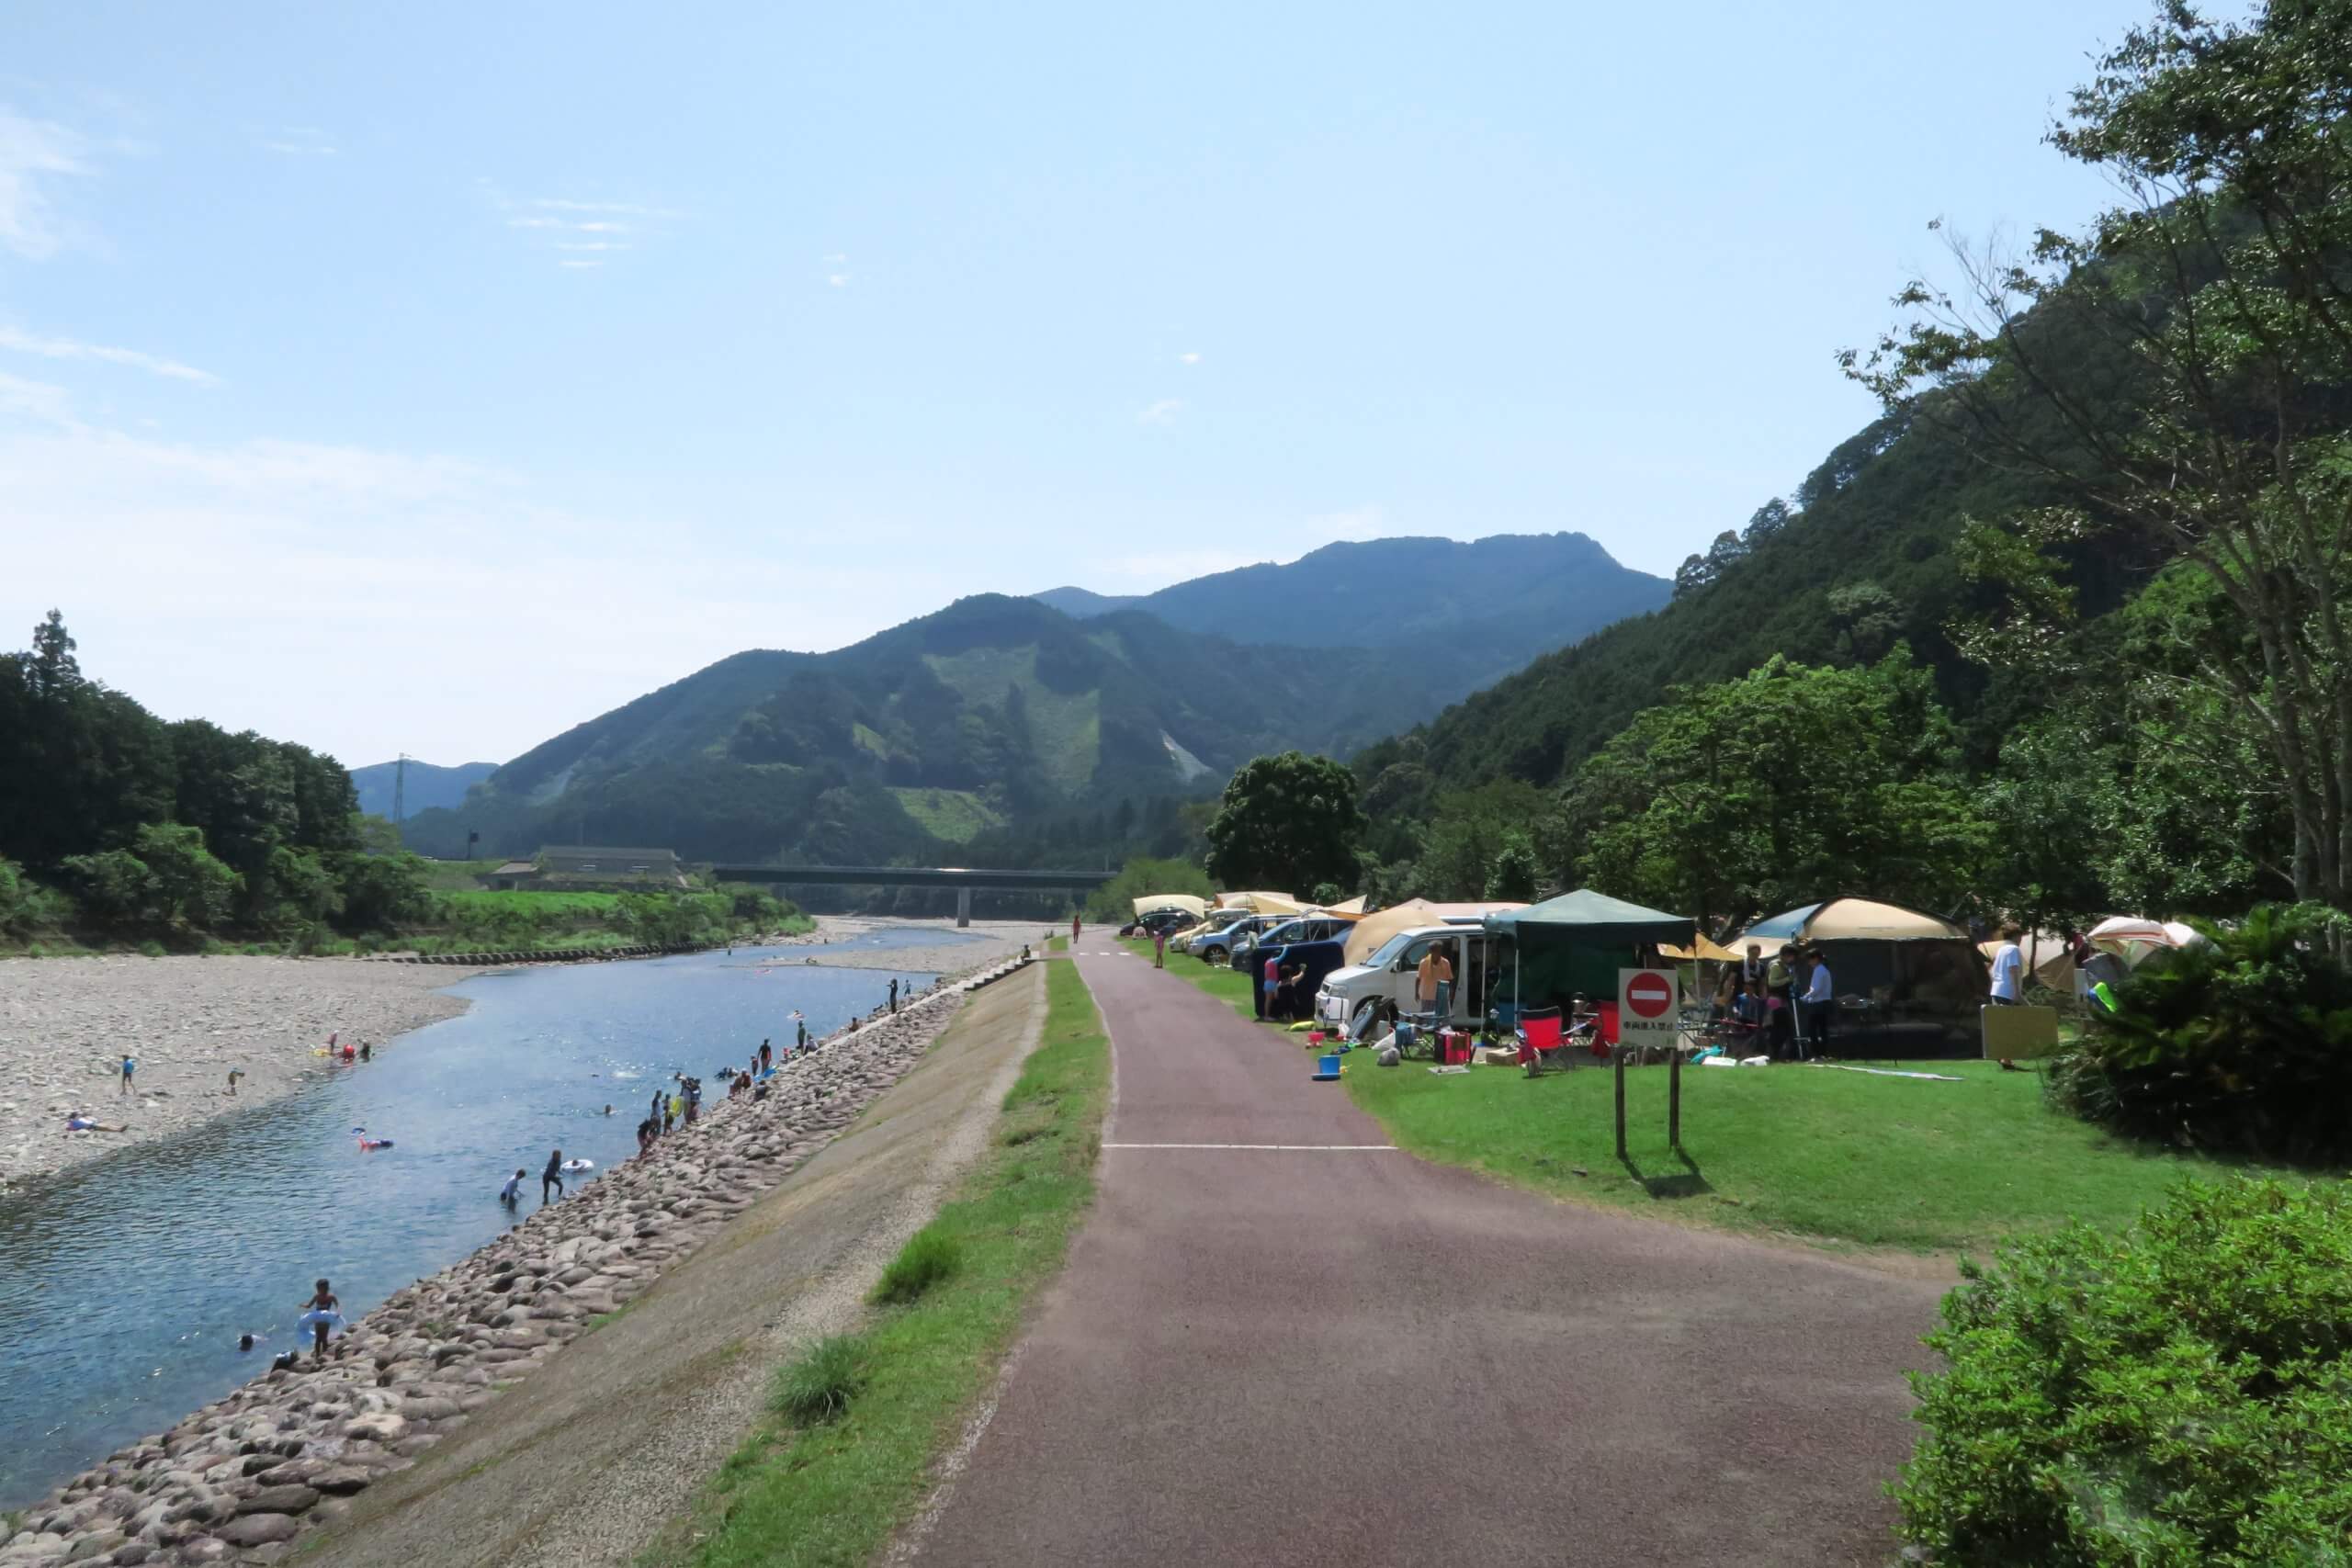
[1734,897,1984,1056]
[1483,890,1692,1010]
[1342,899,1525,967]
[2088,915,2207,967]
[1225,891,1306,917]
[1133,894,1209,919]
[1977,931,2075,994]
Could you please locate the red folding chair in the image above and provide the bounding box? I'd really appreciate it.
[1516,1006,1570,1076]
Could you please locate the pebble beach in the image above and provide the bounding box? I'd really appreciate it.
[0,957,485,1196]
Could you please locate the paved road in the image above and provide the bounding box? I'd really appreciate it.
[910,950,1945,1567]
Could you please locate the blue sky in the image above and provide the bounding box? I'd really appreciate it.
[3,0,2151,765]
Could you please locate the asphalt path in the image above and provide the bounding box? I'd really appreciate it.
[910,948,1945,1567]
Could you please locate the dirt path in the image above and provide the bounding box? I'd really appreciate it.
[909,947,1944,1567]
[301,967,1046,1568]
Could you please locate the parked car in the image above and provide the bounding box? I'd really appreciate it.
[1314,923,1515,1042]
[1121,908,1201,940]
[1227,914,1352,969]
[1190,913,1283,964]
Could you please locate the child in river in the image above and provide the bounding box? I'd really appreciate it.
[300,1280,341,1361]
[500,1168,525,1206]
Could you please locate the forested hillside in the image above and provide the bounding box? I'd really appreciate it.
[350,759,495,819]
[401,594,1468,864]
[1347,4,2347,935]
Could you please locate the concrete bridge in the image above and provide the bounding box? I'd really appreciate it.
[707,863,1117,927]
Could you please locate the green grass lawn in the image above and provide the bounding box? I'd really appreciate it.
[1343,1054,2320,1254]
[662,959,1109,1568]
[436,888,628,918]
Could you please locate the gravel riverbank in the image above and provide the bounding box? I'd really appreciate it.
[0,957,485,1196]
[777,916,1046,976]
[0,958,1031,1564]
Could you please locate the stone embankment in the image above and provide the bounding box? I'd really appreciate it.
[0,958,1032,1568]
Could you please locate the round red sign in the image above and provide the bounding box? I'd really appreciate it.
[1625,971,1674,1020]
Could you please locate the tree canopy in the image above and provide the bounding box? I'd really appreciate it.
[1204,751,1366,898]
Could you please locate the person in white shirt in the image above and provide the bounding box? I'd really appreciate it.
[1797,948,1835,1060]
[1988,931,2024,1006]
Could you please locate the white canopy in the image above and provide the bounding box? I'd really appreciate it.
[2088,916,2208,967]
[1132,894,1209,919]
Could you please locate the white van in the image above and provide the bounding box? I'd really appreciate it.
[1315,923,1514,1042]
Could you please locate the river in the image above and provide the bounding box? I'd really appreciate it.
[0,931,967,1507]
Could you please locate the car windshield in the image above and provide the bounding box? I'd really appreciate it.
[1362,931,1417,970]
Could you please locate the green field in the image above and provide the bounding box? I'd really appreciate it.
[888,787,1004,845]
[436,888,628,918]
[415,857,509,890]
[668,960,1108,1567]
[1342,1053,2316,1254]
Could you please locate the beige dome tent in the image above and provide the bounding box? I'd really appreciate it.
[1343,899,1526,967]
[1730,896,1984,1057]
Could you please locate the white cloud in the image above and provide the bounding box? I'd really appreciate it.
[826,272,851,288]
[554,241,629,253]
[1137,399,1183,426]
[0,108,93,258]
[532,198,677,218]
[0,325,219,386]
[1178,351,1201,366]
[0,370,75,425]
[558,259,602,269]
[823,252,847,265]
[0,414,961,764]
[256,127,336,156]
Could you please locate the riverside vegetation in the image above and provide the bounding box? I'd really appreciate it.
[0,956,1031,1566]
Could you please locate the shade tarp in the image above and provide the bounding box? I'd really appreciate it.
[1327,895,1370,916]
[1132,894,1209,919]
[1342,899,1525,967]
[1224,890,1306,916]
[1482,888,1692,946]
[1661,934,1744,963]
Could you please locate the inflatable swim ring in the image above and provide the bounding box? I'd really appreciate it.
[560,1157,594,1173]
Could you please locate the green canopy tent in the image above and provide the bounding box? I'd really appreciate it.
[1484,889,1694,1019]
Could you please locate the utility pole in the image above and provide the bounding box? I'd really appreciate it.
[393,753,410,825]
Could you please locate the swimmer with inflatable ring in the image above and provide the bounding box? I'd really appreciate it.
[353,1125,395,1151]
[299,1279,342,1361]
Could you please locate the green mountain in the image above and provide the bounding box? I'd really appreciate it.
[404,533,1669,868]
[398,595,1422,864]
[350,759,496,819]
[1036,532,1671,695]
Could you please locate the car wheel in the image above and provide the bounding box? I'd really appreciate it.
[1201,945,1226,964]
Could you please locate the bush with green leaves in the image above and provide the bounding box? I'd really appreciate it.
[2048,903,2352,1162]
[774,1334,865,1425]
[1896,1178,2352,1565]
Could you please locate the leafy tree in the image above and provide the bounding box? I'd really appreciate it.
[1558,653,1992,934]
[1411,779,1555,899]
[334,846,434,931]
[1485,833,1541,901]
[28,609,78,697]
[0,857,71,938]
[133,823,239,928]
[61,848,151,923]
[1826,581,1904,663]
[1204,751,1366,898]
[1848,0,2352,913]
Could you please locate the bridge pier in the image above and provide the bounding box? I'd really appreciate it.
[956,886,973,929]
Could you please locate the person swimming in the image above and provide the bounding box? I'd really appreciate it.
[238,1333,255,1352]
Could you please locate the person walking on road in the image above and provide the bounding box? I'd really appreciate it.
[1153,925,1167,967]
[1071,915,1082,946]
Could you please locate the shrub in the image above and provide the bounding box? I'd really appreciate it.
[2047,904,2352,1162]
[137,939,166,958]
[774,1334,865,1425]
[1896,1179,2352,1565]
[871,1226,961,1305]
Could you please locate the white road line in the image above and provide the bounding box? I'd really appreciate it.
[1103,1142,1396,1151]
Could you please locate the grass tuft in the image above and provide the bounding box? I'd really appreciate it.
[773,1334,866,1426]
[870,1226,961,1306]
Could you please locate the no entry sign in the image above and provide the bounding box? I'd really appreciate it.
[1619,968,1679,1050]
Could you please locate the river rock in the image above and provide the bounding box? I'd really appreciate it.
[214,1513,301,1549]
[232,1487,316,1517]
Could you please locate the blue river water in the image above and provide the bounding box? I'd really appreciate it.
[0,930,970,1507]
